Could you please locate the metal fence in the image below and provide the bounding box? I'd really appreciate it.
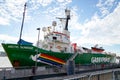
[0,66,66,80]
[0,66,120,80]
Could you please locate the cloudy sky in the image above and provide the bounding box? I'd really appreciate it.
[0,0,120,55]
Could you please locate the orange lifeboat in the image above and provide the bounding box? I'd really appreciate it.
[91,47,104,53]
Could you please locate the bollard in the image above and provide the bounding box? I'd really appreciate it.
[112,71,115,80]
[32,66,36,75]
[3,69,6,80]
[66,60,75,75]
[3,76,6,80]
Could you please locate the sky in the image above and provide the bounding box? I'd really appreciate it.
[0,0,120,55]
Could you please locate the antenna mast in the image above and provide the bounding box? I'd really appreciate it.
[65,9,70,31]
[19,3,27,44]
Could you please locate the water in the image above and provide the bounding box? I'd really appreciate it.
[0,56,12,68]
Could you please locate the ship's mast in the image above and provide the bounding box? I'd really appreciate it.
[19,3,27,44]
[64,9,70,31]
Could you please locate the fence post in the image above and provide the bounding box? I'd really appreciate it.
[3,68,6,80]
[112,71,115,80]
[66,60,75,75]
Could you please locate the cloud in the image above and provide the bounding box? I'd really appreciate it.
[0,0,73,26]
[37,0,52,6]
[0,17,9,25]
[0,34,37,45]
[56,0,72,6]
[70,2,120,45]
[0,34,18,43]
[0,0,28,26]
[96,0,117,17]
[28,0,53,7]
[42,0,73,15]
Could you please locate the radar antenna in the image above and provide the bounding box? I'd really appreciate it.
[65,9,70,31]
[52,21,57,31]
[19,3,27,45]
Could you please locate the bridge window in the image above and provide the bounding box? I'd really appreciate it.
[53,37,57,40]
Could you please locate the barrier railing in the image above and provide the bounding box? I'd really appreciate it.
[0,66,66,80]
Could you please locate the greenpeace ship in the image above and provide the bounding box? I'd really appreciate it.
[2,4,116,67]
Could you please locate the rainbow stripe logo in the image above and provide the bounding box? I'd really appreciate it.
[31,53,66,67]
[39,53,65,65]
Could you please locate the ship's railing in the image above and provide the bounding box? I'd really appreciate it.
[0,66,66,79]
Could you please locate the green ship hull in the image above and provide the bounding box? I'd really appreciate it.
[2,43,115,67]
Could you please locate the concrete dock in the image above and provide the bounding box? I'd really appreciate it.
[40,68,120,80]
[0,66,120,80]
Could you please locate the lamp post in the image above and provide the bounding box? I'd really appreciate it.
[35,28,40,67]
[33,28,40,74]
[37,28,40,47]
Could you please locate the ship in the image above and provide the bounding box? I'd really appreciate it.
[1,3,116,68]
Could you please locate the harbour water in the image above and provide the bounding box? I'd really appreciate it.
[0,56,12,68]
